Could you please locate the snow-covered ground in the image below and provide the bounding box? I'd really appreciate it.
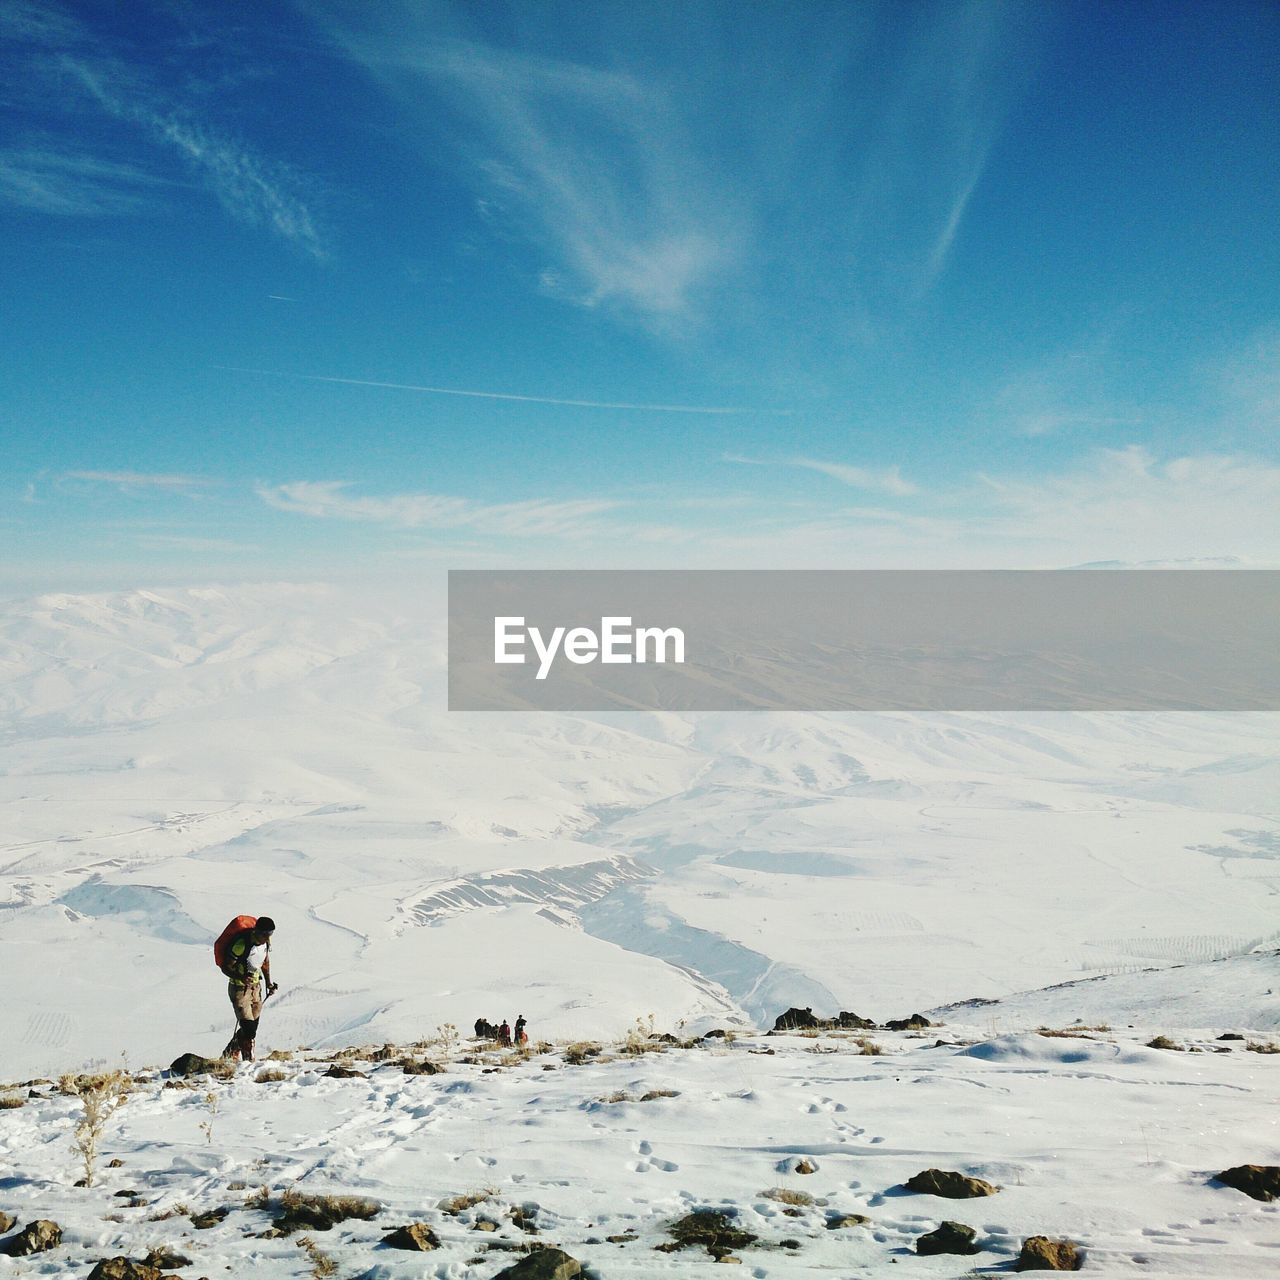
[1,1014,1277,1278]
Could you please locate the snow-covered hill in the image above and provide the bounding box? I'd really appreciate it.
[1,584,1278,1082]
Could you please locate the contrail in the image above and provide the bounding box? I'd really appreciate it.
[216,366,788,416]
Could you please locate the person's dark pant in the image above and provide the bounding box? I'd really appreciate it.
[223,979,263,1061]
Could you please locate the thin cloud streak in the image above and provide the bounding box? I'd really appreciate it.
[726,453,918,496]
[222,366,784,415]
[61,470,208,489]
[258,480,619,537]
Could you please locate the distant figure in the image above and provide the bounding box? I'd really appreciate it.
[498,1019,511,1047]
[216,915,277,1062]
[514,1014,528,1046]
[474,1017,486,1038]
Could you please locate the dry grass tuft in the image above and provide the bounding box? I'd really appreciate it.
[297,1234,338,1276]
[563,1041,603,1066]
[255,1068,289,1083]
[438,1187,497,1216]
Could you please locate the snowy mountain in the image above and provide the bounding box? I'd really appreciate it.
[1,584,1278,1084]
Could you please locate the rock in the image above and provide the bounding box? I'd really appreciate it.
[916,1221,980,1256]
[0,1211,14,1233]
[1016,1236,1081,1271]
[1217,1032,1245,1041]
[383,1223,440,1251]
[168,1053,225,1078]
[491,1247,583,1278]
[322,1065,366,1079]
[715,1255,742,1264]
[143,1247,193,1269]
[835,1011,877,1030]
[87,1260,163,1280]
[6,1219,62,1255]
[826,1213,870,1229]
[473,1218,499,1231]
[702,1029,729,1039]
[904,1169,998,1199]
[772,1007,821,1031]
[794,1159,818,1175]
[885,1013,933,1032]
[649,1032,679,1043]
[1216,1165,1280,1202]
[401,1059,442,1076]
[107,1158,126,1168]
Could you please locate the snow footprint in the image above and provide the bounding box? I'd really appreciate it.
[632,1138,679,1174]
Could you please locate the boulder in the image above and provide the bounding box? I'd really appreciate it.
[401,1059,442,1076]
[143,1247,193,1269]
[6,1219,62,1255]
[1216,1165,1280,1202]
[916,1221,980,1256]
[904,1169,998,1198]
[168,1053,225,1078]
[322,1065,366,1079]
[0,1211,14,1233]
[87,1260,163,1280]
[835,1011,877,1030]
[382,1223,440,1251]
[825,1213,870,1229]
[492,1248,583,1279]
[885,1013,933,1031]
[1016,1236,1081,1271]
[772,1007,821,1031]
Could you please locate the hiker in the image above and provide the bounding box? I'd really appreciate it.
[498,1019,511,1047]
[514,1014,528,1046]
[218,915,277,1062]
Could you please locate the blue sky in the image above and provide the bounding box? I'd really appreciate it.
[2,0,1278,589]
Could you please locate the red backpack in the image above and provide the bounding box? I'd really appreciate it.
[214,915,258,970]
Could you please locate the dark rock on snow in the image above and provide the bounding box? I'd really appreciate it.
[5,1219,62,1255]
[383,1223,440,1251]
[916,1220,980,1256]
[168,1053,224,1078]
[1216,1165,1280,1202]
[491,1248,583,1279]
[1016,1235,1081,1271]
[905,1168,998,1198]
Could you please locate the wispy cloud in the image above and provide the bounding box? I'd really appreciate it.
[991,333,1137,437]
[322,18,742,322]
[0,146,163,216]
[61,470,208,491]
[221,366,781,415]
[726,453,918,496]
[62,57,327,259]
[258,481,619,538]
[132,534,259,553]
